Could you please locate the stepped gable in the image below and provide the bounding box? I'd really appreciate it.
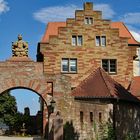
[41,22,66,42]
[71,67,139,102]
[41,21,140,45]
[111,22,140,45]
[129,77,140,99]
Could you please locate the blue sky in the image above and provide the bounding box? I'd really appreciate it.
[0,0,140,115]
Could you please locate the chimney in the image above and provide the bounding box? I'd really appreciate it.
[84,2,93,11]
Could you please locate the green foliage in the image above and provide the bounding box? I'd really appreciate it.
[93,121,116,140]
[125,132,137,140]
[107,123,116,140]
[93,121,99,140]
[0,91,17,127]
[64,121,79,140]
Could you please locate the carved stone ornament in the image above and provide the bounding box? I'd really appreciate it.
[12,34,28,57]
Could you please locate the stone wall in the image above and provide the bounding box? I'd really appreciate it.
[39,3,137,88]
[66,99,113,140]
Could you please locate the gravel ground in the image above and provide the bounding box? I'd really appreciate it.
[0,136,45,140]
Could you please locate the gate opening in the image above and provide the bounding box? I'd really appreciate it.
[0,88,46,137]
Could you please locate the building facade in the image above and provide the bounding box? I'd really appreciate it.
[38,2,139,89]
[37,2,140,140]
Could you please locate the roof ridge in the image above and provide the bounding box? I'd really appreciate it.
[71,67,99,96]
[99,68,114,98]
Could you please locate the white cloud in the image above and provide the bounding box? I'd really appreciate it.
[120,13,140,24]
[130,30,140,42]
[33,5,78,24]
[0,0,9,14]
[94,4,115,19]
[33,3,115,24]
[126,25,140,42]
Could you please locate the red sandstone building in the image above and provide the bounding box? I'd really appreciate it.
[37,2,140,140]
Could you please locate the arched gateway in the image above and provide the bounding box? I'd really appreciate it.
[0,35,55,136]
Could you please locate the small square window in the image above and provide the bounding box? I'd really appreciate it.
[85,17,93,24]
[96,36,106,47]
[102,59,117,74]
[61,58,77,73]
[72,35,83,46]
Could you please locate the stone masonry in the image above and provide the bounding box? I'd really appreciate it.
[38,2,137,88]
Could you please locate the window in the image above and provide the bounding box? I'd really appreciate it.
[96,36,100,46]
[72,35,83,46]
[72,36,76,46]
[80,111,84,123]
[96,36,106,47]
[101,36,106,46]
[61,58,77,73]
[62,59,69,72]
[77,36,83,46]
[99,112,102,122]
[102,59,117,74]
[90,112,93,122]
[85,17,93,24]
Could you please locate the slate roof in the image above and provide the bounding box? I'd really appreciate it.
[71,67,139,103]
[41,22,140,45]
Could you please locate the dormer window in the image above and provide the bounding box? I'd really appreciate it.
[85,17,93,24]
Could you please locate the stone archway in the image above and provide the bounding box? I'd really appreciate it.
[0,58,52,136]
[0,35,72,139]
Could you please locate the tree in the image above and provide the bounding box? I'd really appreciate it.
[0,91,17,128]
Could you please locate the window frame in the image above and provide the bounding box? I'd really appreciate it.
[95,35,106,47]
[72,35,83,46]
[72,35,77,46]
[101,36,106,46]
[102,59,117,74]
[61,58,77,73]
[84,17,93,25]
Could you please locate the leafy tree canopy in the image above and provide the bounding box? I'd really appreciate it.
[0,91,17,127]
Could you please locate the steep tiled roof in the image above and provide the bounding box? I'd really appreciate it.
[71,67,139,102]
[129,77,140,99]
[41,22,66,42]
[41,21,139,45]
[111,22,139,45]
